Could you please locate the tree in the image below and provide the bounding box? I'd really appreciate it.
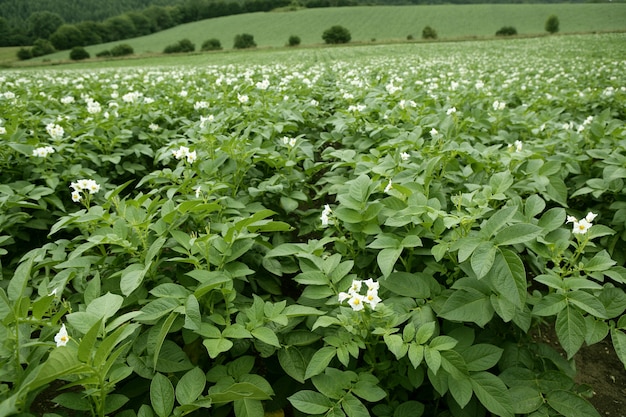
[76,21,106,45]
[201,38,222,51]
[545,15,559,34]
[49,24,84,50]
[422,26,437,40]
[104,16,137,41]
[496,26,517,36]
[322,25,351,44]
[70,46,90,60]
[125,12,152,36]
[31,39,55,57]
[234,33,256,49]
[17,48,32,61]
[110,44,134,57]
[288,35,301,46]
[26,11,64,41]
[164,39,195,54]
[143,6,174,32]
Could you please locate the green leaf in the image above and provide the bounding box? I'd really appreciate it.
[470,371,513,417]
[203,337,233,359]
[352,377,386,402]
[380,272,434,299]
[471,241,497,279]
[341,392,369,417]
[394,401,425,417]
[555,306,586,359]
[494,223,542,246]
[610,328,626,368]
[86,292,124,322]
[567,290,607,319]
[184,294,202,331]
[438,289,494,327]
[251,327,280,347]
[482,206,517,238]
[8,256,34,302]
[349,174,372,204]
[546,390,601,417]
[424,347,441,374]
[151,373,175,417]
[120,263,149,296]
[384,334,407,359]
[538,207,566,231]
[152,311,178,370]
[461,344,503,372]
[377,247,403,277]
[448,377,472,408]
[532,293,567,316]
[584,250,616,272]
[234,398,264,417]
[508,386,543,414]
[485,249,526,308]
[288,390,333,414]
[278,347,307,383]
[29,346,88,391]
[304,346,336,379]
[176,367,206,405]
[78,318,103,363]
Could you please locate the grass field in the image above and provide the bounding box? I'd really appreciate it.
[15,3,626,65]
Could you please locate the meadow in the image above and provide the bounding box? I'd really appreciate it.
[1,32,625,417]
[20,2,626,64]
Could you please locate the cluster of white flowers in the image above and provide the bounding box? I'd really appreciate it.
[172,146,197,163]
[384,179,393,193]
[149,123,160,132]
[385,83,401,94]
[46,123,64,140]
[0,126,5,135]
[320,204,332,227]
[508,140,523,152]
[256,79,270,90]
[567,212,597,235]
[398,99,417,109]
[282,136,297,147]
[348,104,366,112]
[400,151,410,161]
[122,91,142,103]
[338,279,382,311]
[60,96,75,104]
[86,99,101,114]
[199,115,214,128]
[446,107,457,115]
[238,93,249,104]
[310,99,319,106]
[32,146,55,158]
[492,100,506,111]
[70,179,101,203]
[475,80,484,89]
[54,323,69,347]
[430,128,439,136]
[3,91,15,99]
[194,101,209,110]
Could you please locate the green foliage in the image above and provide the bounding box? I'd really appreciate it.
[26,11,64,40]
[16,47,32,60]
[234,33,257,49]
[110,43,134,56]
[421,25,437,39]
[496,26,518,36]
[30,38,55,57]
[1,34,625,417]
[322,25,351,44]
[288,34,301,46]
[49,24,84,50]
[163,38,196,54]
[95,49,112,58]
[201,38,222,51]
[69,46,90,60]
[546,14,560,34]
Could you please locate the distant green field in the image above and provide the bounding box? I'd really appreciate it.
[18,3,626,65]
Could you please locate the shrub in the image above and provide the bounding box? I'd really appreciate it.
[545,14,560,34]
[288,35,301,47]
[201,38,222,51]
[322,25,351,44]
[407,34,414,41]
[69,46,90,60]
[110,43,134,57]
[163,39,195,54]
[496,26,518,36]
[30,39,55,57]
[96,50,112,58]
[234,33,256,49]
[422,26,438,40]
[16,47,32,60]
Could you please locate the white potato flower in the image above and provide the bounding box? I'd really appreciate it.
[54,324,69,347]
[320,204,332,227]
[32,146,55,158]
[566,212,597,235]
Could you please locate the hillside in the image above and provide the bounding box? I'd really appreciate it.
[29,3,626,63]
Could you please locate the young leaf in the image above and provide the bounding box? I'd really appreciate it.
[151,373,175,417]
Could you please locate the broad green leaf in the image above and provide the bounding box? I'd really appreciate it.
[509,386,543,414]
[470,371,513,417]
[380,272,434,299]
[78,318,103,363]
[584,250,616,272]
[394,401,425,417]
[304,346,336,379]
[555,306,586,359]
[29,346,88,391]
[151,373,175,417]
[341,392,369,417]
[176,367,206,405]
[461,344,503,372]
[234,398,264,417]
[525,194,546,218]
[448,377,472,408]
[120,263,149,296]
[424,347,441,374]
[532,293,567,316]
[583,316,609,346]
[438,289,494,327]
[288,390,333,414]
[471,241,497,279]
[349,174,372,204]
[184,294,202,331]
[384,334,407,359]
[86,292,124,321]
[567,290,607,319]
[611,328,626,368]
[203,337,233,359]
[440,350,468,380]
[377,247,403,277]
[210,382,272,403]
[494,223,542,246]
[278,347,307,383]
[485,249,526,307]
[546,390,601,417]
[482,206,517,238]
[152,311,178,370]
[538,207,566,231]
[352,378,386,402]
[8,256,34,302]
[251,327,280,347]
